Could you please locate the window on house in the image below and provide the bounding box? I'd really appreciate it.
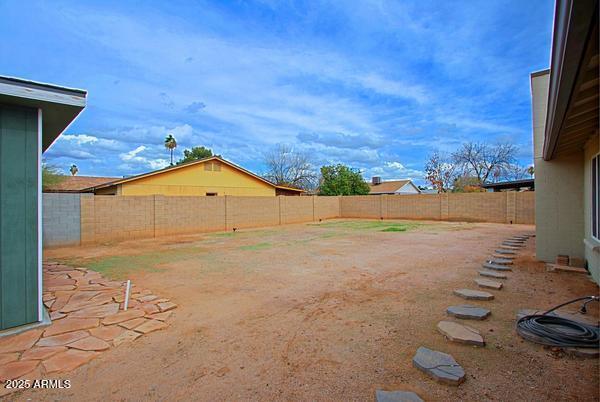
[206,192,218,196]
[213,162,221,171]
[593,153,599,240]
[204,163,213,171]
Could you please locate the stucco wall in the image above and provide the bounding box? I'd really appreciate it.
[584,134,600,281]
[532,71,586,263]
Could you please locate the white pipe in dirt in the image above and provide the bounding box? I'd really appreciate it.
[124,280,131,311]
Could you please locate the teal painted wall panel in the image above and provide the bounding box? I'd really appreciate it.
[0,104,39,330]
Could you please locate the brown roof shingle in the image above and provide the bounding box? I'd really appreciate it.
[43,176,118,193]
[368,180,414,194]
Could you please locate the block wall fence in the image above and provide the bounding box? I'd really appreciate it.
[43,192,534,247]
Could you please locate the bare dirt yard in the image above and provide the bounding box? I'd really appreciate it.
[17,219,599,401]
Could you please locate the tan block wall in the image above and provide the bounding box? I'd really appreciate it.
[385,194,442,220]
[74,192,534,245]
[81,195,155,244]
[154,195,226,236]
[448,193,507,223]
[515,192,535,224]
[340,196,382,218]
[225,196,280,229]
[280,196,314,224]
[314,196,341,220]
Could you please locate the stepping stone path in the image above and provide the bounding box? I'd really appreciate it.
[447,305,491,320]
[493,254,515,260]
[376,390,424,402]
[482,262,512,271]
[454,289,494,301]
[479,270,508,279]
[495,249,516,255]
[412,346,465,385]
[437,321,485,346]
[475,278,503,290]
[488,258,513,265]
[0,262,178,396]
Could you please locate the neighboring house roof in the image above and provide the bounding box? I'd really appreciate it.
[44,176,119,193]
[482,179,535,191]
[85,156,304,193]
[368,179,421,194]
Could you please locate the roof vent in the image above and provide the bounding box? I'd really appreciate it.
[372,176,382,185]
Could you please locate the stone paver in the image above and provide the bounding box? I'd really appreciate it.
[0,360,39,381]
[482,262,512,271]
[36,331,90,347]
[43,349,98,374]
[495,249,516,255]
[68,303,120,318]
[68,336,111,351]
[134,319,168,334]
[454,289,494,301]
[119,317,147,330]
[412,346,465,385]
[102,309,145,325]
[21,346,67,361]
[375,390,424,402]
[89,325,125,341]
[437,320,485,346]
[113,330,142,346]
[0,329,43,354]
[157,302,178,312]
[43,318,100,337]
[0,353,19,365]
[150,311,173,321]
[492,254,515,260]
[0,262,177,381]
[488,258,513,265]
[479,270,508,279]
[475,278,503,290]
[447,305,491,320]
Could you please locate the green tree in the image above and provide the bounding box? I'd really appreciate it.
[164,134,177,165]
[319,164,370,196]
[69,164,78,176]
[42,163,66,190]
[177,146,214,165]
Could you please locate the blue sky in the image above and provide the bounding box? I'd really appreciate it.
[0,0,554,184]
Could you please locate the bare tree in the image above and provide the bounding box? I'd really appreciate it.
[452,142,516,184]
[263,144,318,190]
[424,151,456,193]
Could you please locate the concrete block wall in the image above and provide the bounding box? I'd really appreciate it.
[155,195,226,236]
[42,193,81,247]
[43,192,534,247]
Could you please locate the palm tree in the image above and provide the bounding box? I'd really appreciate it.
[69,164,78,176]
[164,134,177,165]
[527,166,535,178]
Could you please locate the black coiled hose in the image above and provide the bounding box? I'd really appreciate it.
[516,296,600,348]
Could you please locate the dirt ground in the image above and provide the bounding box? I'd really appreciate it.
[15,219,599,401]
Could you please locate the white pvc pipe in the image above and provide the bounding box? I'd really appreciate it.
[124,280,131,311]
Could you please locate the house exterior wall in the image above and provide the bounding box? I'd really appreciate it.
[0,104,39,330]
[118,160,275,197]
[531,71,586,265]
[584,134,600,281]
[395,183,420,194]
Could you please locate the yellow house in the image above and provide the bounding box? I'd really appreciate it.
[86,156,304,196]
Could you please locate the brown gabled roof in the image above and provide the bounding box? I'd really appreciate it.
[85,156,304,193]
[368,179,419,194]
[43,176,118,193]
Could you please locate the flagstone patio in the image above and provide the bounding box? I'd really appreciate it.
[0,262,177,397]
